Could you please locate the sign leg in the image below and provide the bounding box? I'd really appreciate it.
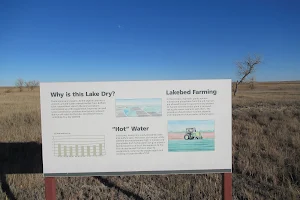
[223,173,232,200]
[45,177,56,200]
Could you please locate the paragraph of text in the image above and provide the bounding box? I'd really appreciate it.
[51,99,106,119]
[166,97,214,116]
[116,134,165,155]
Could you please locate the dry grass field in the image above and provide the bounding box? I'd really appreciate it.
[0,81,299,200]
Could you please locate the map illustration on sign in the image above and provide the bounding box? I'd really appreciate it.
[168,120,215,152]
[115,98,162,117]
[52,135,106,157]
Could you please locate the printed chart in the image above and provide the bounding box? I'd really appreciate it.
[52,135,106,157]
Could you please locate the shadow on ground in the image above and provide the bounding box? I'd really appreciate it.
[94,176,144,200]
[0,142,42,200]
[0,142,43,174]
[0,142,143,200]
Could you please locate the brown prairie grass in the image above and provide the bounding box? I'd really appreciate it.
[0,82,300,200]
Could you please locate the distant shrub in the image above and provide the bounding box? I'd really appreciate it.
[248,76,256,90]
[25,80,40,91]
[15,78,25,92]
[4,88,12,93]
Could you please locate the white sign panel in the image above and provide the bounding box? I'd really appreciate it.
[40,79,232,176]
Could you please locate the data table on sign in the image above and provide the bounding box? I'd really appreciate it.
[52,135,106,157]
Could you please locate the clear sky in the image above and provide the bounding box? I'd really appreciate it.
[1,0,299,86]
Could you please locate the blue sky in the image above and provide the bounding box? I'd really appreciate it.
[1,0,299,86]
[168,120,215,132]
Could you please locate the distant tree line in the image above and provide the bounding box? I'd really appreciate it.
[15,78,40,92]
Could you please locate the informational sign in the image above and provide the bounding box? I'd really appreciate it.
[40,79,232,177]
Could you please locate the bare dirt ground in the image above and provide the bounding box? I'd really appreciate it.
[0,81,299,200]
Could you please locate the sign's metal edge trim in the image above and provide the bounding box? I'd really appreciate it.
[44,169,232,177]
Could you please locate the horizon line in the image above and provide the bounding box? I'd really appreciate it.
[1,79,300,87]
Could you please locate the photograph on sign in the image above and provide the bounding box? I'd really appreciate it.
[40,79,232,176]
[168,120,215,152]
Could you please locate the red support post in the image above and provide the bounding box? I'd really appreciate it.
[223,173,232,200]
[45,177,56,200]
